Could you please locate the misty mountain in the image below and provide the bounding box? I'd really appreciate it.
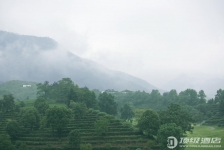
[163,74,224,98]
[0,30,158,92]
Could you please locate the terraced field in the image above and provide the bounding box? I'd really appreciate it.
[0,106,150,150]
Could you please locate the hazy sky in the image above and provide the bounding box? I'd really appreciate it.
[0,0,224,88]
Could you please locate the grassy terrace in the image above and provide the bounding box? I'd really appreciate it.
[0,100,149,150]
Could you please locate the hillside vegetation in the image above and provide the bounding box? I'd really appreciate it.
[0,80,37,100]
[0,78,224,150]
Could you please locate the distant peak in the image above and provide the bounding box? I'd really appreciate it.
[0,30,58,50]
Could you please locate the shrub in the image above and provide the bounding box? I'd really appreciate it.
[69,129,81,149]
[80,143,92,150]
[5,120,20,140]
[94,118,110,136]
[104,143,111,150]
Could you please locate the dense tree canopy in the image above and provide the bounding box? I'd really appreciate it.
[45,106,72,137]
[69,129,81,149]
[94,118,110,136]
[120,103,134,121]
[34,98,49,115]
[159,104,194,133]
[0,134,16,150]
[217,89,224,116]
[138,109,160,137]
[0,94,15,112]
[37,81,51,99]
[98,92,117,115]
[157,123,183,150]
[71,102,87,119]
[19,108,40,131]
[36,78,97,109]
[5,120,20,140]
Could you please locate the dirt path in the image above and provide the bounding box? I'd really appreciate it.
[197,120,205,126]
[210,126,215,130]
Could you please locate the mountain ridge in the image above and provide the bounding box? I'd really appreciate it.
[0,30,159,93]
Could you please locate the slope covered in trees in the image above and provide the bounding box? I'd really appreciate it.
[0,78,224,150]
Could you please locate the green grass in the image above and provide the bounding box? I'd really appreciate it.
[0,80,38,100]
[185,125,224,150]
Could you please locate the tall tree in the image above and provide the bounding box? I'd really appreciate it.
[94,118,110,136]
[69,129,81,149]
[157,123,183,150]
[179,89,199,106]
[72,102,87,119]
[137,109,160,138]
[78,87,97,108]
[0,134,16,150]
[34,98,49,115]
[0,94,15,112]
[120,103,135,121]
[98,92,117,115]
[5,120,20,141]
[37,81,51,99]
[56,78,76,103]
[20,108,40,131]
[215,89,224,104]
[198,90,206,104]
[219,99,224,116]
[45,106,71,137]
[66,88,78,107]
[159,104,194,133]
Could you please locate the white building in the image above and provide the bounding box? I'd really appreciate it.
[23,85,31,87]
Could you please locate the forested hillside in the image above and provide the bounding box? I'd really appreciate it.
[0,80,37,100]
[0,78,224,150]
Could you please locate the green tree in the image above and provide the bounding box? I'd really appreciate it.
[72,102,87,119]
[138,109,160,138]
[179,89,199,106]
[150,90,162,102]
[98,92,117,115]
[214,89,224,116]
[18,142,29,150]
[215,89,223,104]
[157,123,183,150]
[198,90,206,104]
[166,89,179,103]
[5,120,20,141]
[80,143,92,150]
[55,78,76,103]
[34,98,49,115]
[45,106,71,137]
[219,99,224,116]
[14,104,20,112]
[20,108,40,131]
[0,94,15,112]
[94,118,110,136]
[66,88,78,107]
[78,87,97,108]
[0,134,16,150]
[120,103,134,121]
[159,104,193,133]
[37,81,51,99]
[69,129,81,149]
[19,101,25,107]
